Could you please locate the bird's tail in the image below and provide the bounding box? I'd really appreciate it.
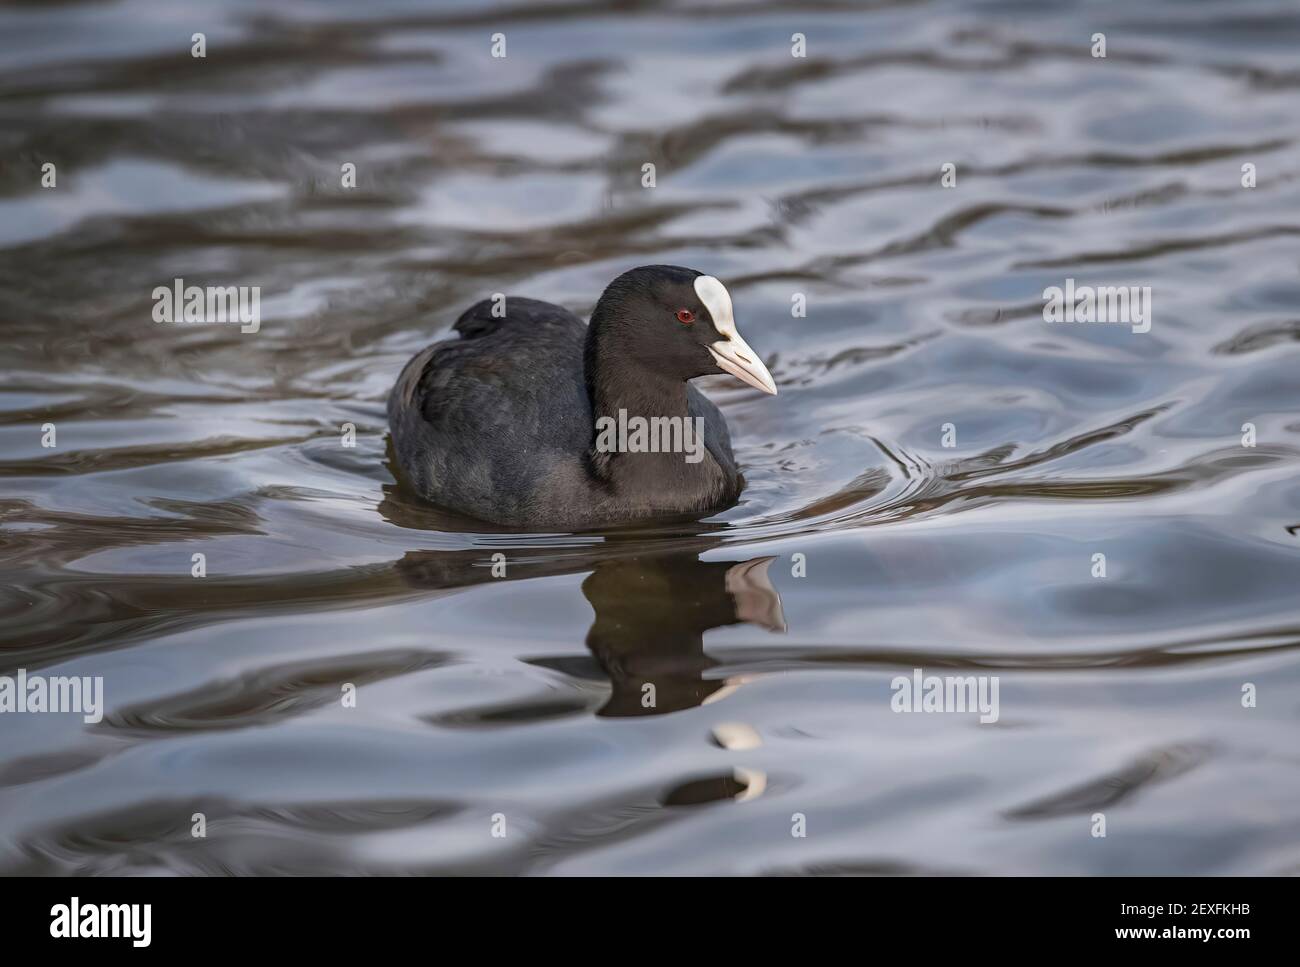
[452,298,502,339]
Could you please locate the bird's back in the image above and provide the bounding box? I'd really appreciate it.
[387,298,595,523]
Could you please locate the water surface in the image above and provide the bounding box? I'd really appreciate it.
[1,0,1299,875]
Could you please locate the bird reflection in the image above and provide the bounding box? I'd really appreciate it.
[382,485,786,718]
[582,552,784,715]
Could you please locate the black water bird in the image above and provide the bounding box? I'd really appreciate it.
[387,265,777,529]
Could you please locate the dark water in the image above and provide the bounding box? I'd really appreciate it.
[2,0,1299,875]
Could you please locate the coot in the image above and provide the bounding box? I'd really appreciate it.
[387,265,776,528]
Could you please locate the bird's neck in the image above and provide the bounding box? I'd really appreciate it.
[590,368,690,424]
[583,310,720,502]
[584,309,691,424]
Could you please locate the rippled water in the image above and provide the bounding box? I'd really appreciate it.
[2,0,1299,875]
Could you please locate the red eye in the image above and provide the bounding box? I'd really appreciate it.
[676,308,695,325]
